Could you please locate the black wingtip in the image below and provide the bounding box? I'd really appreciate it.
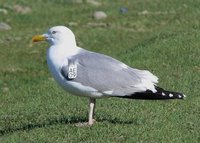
[116,86,186,100]
[155,86,186,99]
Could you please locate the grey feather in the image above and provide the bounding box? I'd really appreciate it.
[61,50,147,96]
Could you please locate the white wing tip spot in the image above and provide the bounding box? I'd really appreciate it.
[169,93,173,97]
[162,92,166,96]
[178,95,182,98]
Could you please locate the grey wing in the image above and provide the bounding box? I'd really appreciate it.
[61,51,152,96]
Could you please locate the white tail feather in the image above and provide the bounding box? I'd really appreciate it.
[135,70,158,93]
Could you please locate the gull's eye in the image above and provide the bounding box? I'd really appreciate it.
[52,31,57,34]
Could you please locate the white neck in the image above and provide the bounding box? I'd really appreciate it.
[47,44,81,68]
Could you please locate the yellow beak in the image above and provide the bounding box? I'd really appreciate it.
[32,35,46,42]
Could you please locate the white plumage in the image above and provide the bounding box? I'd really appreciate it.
[32,26,185,125]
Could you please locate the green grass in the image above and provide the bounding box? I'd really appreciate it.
[0,0,199,142]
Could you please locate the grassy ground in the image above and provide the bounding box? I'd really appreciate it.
[0,0,199,142]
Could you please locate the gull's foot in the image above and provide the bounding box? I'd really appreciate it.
[88,119,96,126]
[74,122,89,127]
[75,119,96,127]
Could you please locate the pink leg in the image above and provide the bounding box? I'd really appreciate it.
[88,98,96,125]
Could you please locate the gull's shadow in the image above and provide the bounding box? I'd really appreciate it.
[98,116,136,125]
[0,116,86,136]
[0,115,136,136]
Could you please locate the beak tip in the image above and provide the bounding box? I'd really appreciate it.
[32,38,36,42]
[32,35,46,42]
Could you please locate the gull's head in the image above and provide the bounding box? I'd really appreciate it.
[32,26,76,46]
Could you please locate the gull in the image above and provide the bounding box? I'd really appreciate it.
[32,26,185,125]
